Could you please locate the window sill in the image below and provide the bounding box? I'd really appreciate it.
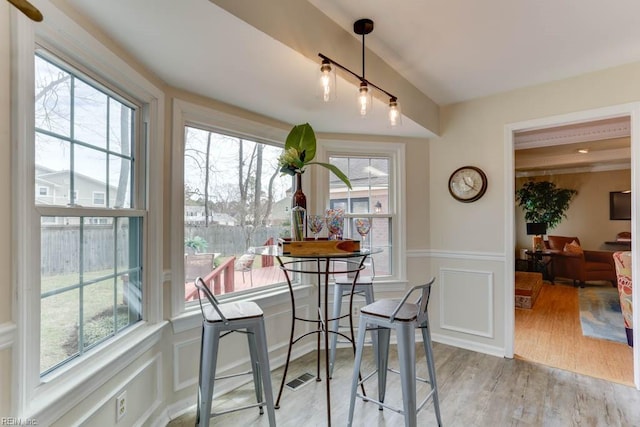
[170,283,314,334]
[27,321,167,422]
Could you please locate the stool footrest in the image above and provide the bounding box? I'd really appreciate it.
[355,392,403,415]
[387,367,430,384]
[211,401,266,417]
[214,369,255,381]
[355,367,436,417]
[355,385,437,417]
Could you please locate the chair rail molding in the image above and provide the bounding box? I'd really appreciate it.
[408,248,505,262]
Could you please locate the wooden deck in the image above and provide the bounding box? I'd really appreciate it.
[184,265,287,299]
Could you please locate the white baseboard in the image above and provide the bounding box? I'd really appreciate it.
[431,332,505,358]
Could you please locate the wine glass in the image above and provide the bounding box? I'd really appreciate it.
[355,218,371,249]
[307,214,325,240]
[325,208,344,240]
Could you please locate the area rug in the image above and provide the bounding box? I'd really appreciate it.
[578,286,627,344]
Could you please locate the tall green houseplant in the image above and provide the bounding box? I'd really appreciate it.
[515,181,577,229]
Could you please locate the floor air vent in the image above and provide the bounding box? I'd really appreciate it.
[285,372,315,390]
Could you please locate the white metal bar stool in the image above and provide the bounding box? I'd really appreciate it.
[329,257,376,378]
[194,277,276,427]
[347,277,442,427]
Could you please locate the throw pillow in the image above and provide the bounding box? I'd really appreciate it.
[563,240,583,255]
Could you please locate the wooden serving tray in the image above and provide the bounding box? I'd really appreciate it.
[278,237,360,255]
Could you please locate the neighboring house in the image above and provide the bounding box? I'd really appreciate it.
[36,164,118,207]
[184,204,237,226]
[36,165,119,225]
[270,195,291,227]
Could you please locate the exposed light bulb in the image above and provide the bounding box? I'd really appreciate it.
[320,59,335,102]
[358,81,371,116]
[388,97,401,127]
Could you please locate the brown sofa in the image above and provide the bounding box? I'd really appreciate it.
[545,236,616,287]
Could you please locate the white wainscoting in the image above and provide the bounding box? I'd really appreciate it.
[173,336,201,392]
[408,249,505,357]
[439,268,494,339]
[72,352,163,426]
[172,302,313,394]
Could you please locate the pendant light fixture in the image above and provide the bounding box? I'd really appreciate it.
[319,18,401,127]
[319,57,336,102]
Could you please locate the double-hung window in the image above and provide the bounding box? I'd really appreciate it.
[34,51,144,375]
[322,140,406,282]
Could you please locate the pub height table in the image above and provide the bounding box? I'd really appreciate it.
[269,245,380,426]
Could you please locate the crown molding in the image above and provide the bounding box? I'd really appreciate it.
[514,117,630,149]
[515,161,630,178]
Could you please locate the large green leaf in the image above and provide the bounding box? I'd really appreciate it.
[307,161,352,189]
[285,123,316,162]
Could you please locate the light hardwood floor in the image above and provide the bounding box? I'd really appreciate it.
[168,341,640,426]
[515,280,634,386]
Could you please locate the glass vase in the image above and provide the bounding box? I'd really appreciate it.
[291,205,306,241]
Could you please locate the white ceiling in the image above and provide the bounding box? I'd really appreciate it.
[62,0,640,141]
[310,0,640,105]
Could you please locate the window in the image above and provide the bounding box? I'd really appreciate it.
[320,140,405,282]
[329,156,393,278]
[92,191,106,206]
[330,197,369,213]
[183,126,289,299]
[34,52,143,375]
[38,186,48,196]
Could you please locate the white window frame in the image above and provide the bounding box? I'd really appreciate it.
[11,6,165,422]
[316,139,407,287]
[170,99,298,322]
[92,191,106,206]
[37,185,48,196]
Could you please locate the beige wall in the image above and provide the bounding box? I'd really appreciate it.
[1,0,13,416]
[515,169,632,253]
[426,63,640,354]
[0,2,11,324]
[405,140,430,251]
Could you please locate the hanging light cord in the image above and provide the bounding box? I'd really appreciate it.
[361,31,366,81]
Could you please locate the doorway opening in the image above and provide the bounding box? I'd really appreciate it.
[506,105,639,389]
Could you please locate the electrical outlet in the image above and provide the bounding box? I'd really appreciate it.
[116,390,127,422]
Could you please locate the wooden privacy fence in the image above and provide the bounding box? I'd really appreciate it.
[185,225,285,256]
[42,224,285,276]
[41,225,130,275]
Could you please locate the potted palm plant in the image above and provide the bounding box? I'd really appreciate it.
[515,180,577,229]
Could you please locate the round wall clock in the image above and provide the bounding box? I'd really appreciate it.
[448,166,488,203]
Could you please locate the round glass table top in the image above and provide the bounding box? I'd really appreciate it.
[249,245,382,258]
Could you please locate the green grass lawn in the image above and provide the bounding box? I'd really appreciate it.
[40,253,263,373]
[40,269,139,373]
